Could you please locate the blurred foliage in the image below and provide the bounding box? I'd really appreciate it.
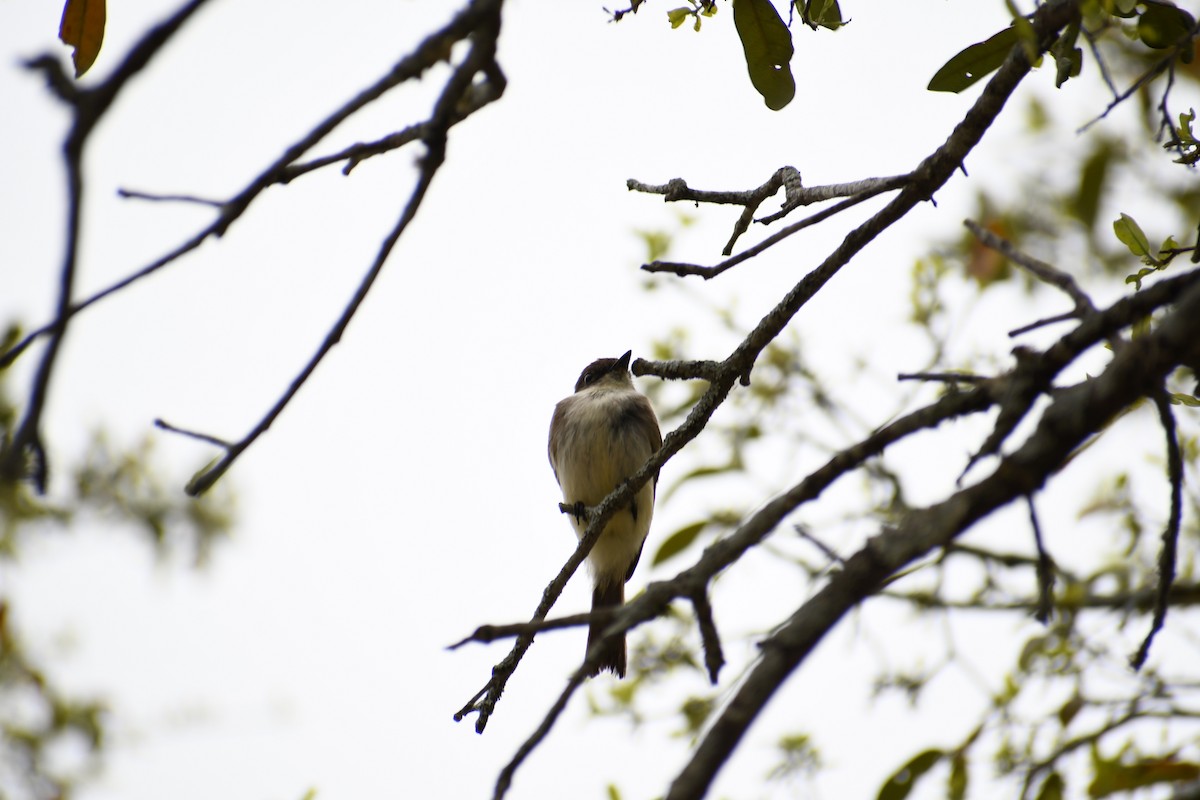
[0,323,235,800]
[612,3,1200,796]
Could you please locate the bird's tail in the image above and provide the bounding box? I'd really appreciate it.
[587,580,626,678]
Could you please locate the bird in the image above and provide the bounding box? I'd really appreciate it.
[548,350,662,677]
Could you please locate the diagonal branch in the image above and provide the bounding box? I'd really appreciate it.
[179,6,505,496]
[1130,388,1184,669]
[489,261,1198,797]
[487,384,997,797]
[663,274,1200,800]
[641,175,909,278]
[472,0,1084,768]
[0,0,506,374]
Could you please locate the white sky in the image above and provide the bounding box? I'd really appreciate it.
[2,1,1198,799]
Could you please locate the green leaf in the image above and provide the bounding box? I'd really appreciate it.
[1057,693,1083,726]
[667,7,691,28]
[1168,392,1200,406]
[1088,756,1200,797]
[1050,20,1083,87]
[662,462,740,501]
[733,0,796,110]
[1034,771,1064,800]
[1113,213,1154,262]
[877,749,944,800]
[1009,2,1039,63]
[652,521,707,565]
[1137,4,1196,49]
[1125,265,1156,289]
[1103,0,1139,18]
[1179,109,1197,143]
[1071,142,1112,230]
[680,696,715,734]
[799,0,844,30]
[948,751,968,800]
[928,26,1018,93]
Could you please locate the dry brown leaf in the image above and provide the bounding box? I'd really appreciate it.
[59,0,106,78]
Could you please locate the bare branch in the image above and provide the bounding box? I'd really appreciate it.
[965,218,1097,316]
[757,174,910,224]
[447,610,612,650]
[886,582,1200,614]
[795,525,846,566]
[153,418,232,449]
[1076,19,1199,135]
[487,384,997,796]
[179,5,506,496]
[0,0,506,373]
[116,188,224,206]
[1130,389,1184,669]
[628,170,792,256]
[1008,311,1079,338]
[1,0,215,491]
[642,176,908,279]
[635,357,723,382]
[1026,494,1056,624]
[692,588,724,684]
[898,371,989,384]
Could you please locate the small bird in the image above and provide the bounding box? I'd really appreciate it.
[548,350,662,677]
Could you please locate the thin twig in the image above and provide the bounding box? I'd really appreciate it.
[965,219,1096,316]
[1008,311,1078,338]
[641,176,909,279]
[898,371,989,384]
[1080,23,1119,99]
[153,418,232,449]
[692,588,725,683]
[447,610,612,650]
[1026,494,1056,624]
[886,582,1200,613]
[795,525,846,566]
[1131,389,1184,669]
[1076,27,1197,134]
[117,188,224,206]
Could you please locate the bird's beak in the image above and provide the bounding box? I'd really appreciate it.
[615,350,633,374]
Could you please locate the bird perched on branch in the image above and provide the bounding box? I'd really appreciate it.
[548,350,661,678]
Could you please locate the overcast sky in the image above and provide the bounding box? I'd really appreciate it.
[2,2,1195,799]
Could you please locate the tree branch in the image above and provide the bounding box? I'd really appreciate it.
[0,0,214,491]
[0,0,506,374]
[482,3,1095,788]
[640,175,909,278]
[178,3,506,496]
[447,610,612,650]
[487,383,997,796]
[1130,388,1184,669]
[663,272,1200,800]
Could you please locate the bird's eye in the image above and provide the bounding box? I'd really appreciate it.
[583,370,597,385]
